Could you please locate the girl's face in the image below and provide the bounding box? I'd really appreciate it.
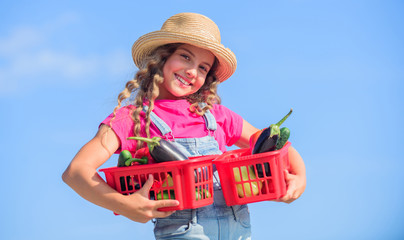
[158,44,215,100]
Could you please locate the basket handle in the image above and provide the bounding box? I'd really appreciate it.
[214,148,250,163]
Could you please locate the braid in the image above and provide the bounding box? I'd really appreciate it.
[111,43,179,150]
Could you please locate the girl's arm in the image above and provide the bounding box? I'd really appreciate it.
[235,119,306,204]
[62,125,179,223]
[234,119,260,149]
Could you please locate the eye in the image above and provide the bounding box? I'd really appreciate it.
[199,65,209,73]
[180,54,190,60]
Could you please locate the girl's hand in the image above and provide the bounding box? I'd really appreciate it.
[276,169,306,204]
[116,174,180,223]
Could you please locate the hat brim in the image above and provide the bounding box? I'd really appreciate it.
[132,31,237,82]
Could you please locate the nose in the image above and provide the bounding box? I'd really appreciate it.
[185,67,197,79]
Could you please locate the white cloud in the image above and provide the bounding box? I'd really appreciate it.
[0,27,43,55]
[0,13,134,95]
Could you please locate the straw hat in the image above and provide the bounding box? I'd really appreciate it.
[131,12,237,82]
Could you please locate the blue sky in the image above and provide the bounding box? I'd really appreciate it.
[1,0,403,239]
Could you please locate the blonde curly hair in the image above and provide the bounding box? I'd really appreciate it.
[112,43,221,150]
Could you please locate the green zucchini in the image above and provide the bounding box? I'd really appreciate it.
[275,127,290,150]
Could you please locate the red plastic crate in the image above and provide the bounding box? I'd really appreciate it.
[99,155,215,211]
[214,142,291,206]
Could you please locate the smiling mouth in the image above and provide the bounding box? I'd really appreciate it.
[175,74,192,86]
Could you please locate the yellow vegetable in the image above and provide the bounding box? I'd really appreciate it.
[233,166,262,197]
[157,175,175,200]
[162,174,174,187]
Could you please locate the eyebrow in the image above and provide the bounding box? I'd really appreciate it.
[178,47,212,68]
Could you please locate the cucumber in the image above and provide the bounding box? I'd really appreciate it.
[275,127,290,150]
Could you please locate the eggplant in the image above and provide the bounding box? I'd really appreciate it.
[252,108,292,154]
[127,136,187,163]
[252,109,293,177]
[253,134,279,154]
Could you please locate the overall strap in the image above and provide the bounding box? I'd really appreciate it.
[142,105,172,136]
[198,102,217,132]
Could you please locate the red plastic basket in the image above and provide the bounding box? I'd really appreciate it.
[214,142,291,206]
[99,155,215,211]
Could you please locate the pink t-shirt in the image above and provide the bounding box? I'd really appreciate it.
[100,99,243,154]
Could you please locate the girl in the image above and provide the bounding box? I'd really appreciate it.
[62,12,306,239]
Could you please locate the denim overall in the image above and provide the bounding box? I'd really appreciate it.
[143,105,252,240]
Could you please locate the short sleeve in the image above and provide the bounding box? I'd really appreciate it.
[100,106,137,153]
[211,104,243,147]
